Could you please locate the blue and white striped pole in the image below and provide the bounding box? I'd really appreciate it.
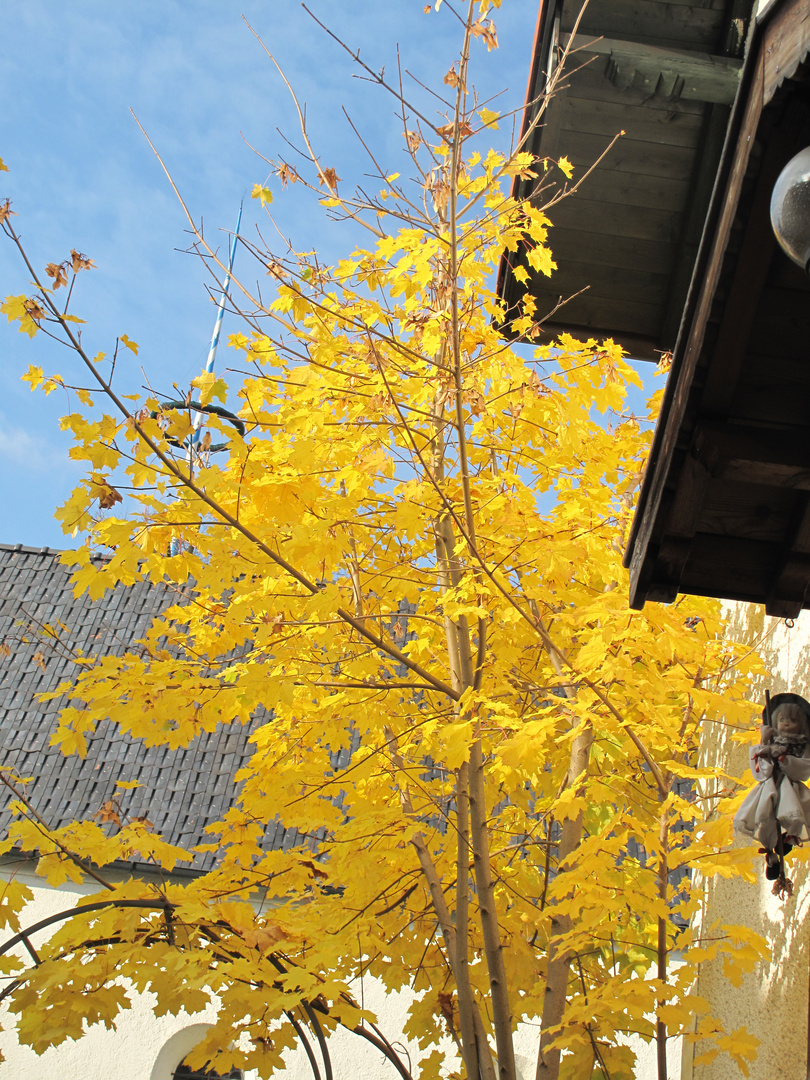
[192,202,243,446]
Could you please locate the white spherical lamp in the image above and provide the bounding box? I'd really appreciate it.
[770,146,810,274]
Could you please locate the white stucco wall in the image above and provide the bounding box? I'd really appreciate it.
[0,859,225,1080]
[682,606,810,1080]
[1,852,678,1080]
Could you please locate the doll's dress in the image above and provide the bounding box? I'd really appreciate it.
[734,744,810,851]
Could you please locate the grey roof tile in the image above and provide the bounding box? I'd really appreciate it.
[0,543,306,871]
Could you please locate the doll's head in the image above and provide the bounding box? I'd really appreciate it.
[772,702,809,738]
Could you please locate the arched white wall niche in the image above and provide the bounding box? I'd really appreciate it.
[150,1024,213,1080]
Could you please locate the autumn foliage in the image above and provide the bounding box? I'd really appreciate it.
[0,4,767,1079]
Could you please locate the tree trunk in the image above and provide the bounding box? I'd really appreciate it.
[656,807,670,1080]
[469,737,517,1080]
[456,761,481,1080]
[535,721,593,1080]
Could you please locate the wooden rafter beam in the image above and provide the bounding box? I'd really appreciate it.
[562,33,743,104]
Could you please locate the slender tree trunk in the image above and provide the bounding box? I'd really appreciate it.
[469,737,517,1080]
[455,762,480,1079]
[411,828,497,1080]
[432,426,483,1080]
[535,721,593,1080]
[656,807,670,1080]
[529,609,593,1080]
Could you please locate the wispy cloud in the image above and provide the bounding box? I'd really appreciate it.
[0,414,70,471]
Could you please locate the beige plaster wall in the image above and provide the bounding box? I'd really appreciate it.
[684,606,810,1080]
[0,859,452,1080]
[0,854,676,1079]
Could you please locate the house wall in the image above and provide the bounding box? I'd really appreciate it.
[684,606,810,1080]
[0,858,676,1080]
[0,860,459,1080]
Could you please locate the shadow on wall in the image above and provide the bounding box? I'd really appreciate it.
[692,604,810,1080]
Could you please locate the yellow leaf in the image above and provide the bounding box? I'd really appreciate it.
[558,155,574,179]
[2,294,39,338]
[22,364,44,390]
[120,334,139,355]
[190,372,228,406]
[251,183,273,205]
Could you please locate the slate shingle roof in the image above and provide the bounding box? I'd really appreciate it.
[0,543,330,872]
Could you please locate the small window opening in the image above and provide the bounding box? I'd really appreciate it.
[173,1061,243,1079]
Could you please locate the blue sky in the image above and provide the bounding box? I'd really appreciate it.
[0,1,657,549]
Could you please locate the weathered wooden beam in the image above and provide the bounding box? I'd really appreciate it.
[560,129,699,180]
[762,0,810,103]
[561,0,729,47]
[665,453,713,538]
[626,48,766,608]
[659,103,731,349]
[692,422,810,488]
[562,33,743,103]
[677,533,788,603]
[560,94,704,146]
[696,103,810,417]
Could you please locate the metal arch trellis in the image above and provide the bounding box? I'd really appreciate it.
[0,898,414,1080]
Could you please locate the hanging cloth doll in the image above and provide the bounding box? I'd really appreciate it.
[734,692,810,896]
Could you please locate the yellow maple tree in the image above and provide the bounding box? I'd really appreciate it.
[0,4,769,1079]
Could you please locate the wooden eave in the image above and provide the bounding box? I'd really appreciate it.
[624,0,810,617]
[496,0,754,360]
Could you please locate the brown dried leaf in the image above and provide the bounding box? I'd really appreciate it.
[468,389,486,416]
[431,181,451,214]
[95,799,122,827]
[436,121,474,141]
[443,66,459,87]
[0,199,15,225]
[200,430,212,452]
[0,642,11,660]
[46,262,68,290]
[70,249,96,273]
[33,650,46,673]
[276,163,299,188]
[437,991,456,1035]
[23,299,45,323]
[406,131,422,154]
[260,612,285,635]
[471,18,498,49]
[244,924,286,952]
[97,481,124,510]
[318,167,341,189]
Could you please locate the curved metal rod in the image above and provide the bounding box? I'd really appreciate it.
[301,1001,334,1080]
[0,899,171,958]
[266,952,333,1080]
[285,1010,322,1080]
[1,899,414,1080]
[0,899,174,1005]
[154,399,246,452]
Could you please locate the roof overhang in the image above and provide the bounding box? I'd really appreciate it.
[624,0,810,617]
[497,0,754,360]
